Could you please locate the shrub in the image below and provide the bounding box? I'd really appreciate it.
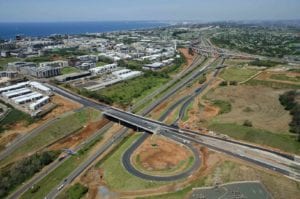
[243,120,253,127]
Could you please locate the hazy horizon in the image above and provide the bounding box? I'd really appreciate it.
[0,0,299,23]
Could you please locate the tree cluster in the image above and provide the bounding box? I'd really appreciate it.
[279,90,300,140]
[0,151,59,198]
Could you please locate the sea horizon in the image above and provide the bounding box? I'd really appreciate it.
[0,21,170,40]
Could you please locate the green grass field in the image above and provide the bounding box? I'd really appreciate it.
[220,67,259,82]
[96,133,168,191]
[21,134,103,199]
[61,67,81,75]
[208,122,300,154]
[0,108,102,166]
[211,100,232,114]
[98,74,169,107]
[0,57,22,69]
[0,105,34,133]
[57,183,88,199]
[96,61,108,67]
[270,74,300,83]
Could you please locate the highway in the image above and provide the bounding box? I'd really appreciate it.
[139,56,209,115]
[0,109,81,163]
[25,57,298,197]
[7,122,114,199]
[131,55,205,111]
[47,82,300,181]
[46,127,129,199]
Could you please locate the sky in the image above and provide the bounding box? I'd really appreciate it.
[0,0,299,22]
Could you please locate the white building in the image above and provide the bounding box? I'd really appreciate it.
[29,96,50,110]
[2,88,32,99]
[12,92,43,105]
[89,63,118,75]
[112,69,142,80]
[28,81,52,95]
[0,82,29,94]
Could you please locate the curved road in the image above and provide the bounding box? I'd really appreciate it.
[122,133,201,181]
[119,59,222,181]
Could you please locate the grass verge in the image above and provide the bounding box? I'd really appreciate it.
[208,122,300,154]
[20,134,103,199]
[57,183,88,199]
[61,67,81,75]
[0,108,101,166]
[96,133,168,191]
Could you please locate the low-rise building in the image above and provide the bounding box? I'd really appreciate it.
[39,60,68,68]
[55,71,91,82]
[77,55,98,62]
[77,62,96,70]
[143,62,164,70]
[89,63,118,75]
[7,62,37,71]
[25,66,61,78]
[0,71,19,79]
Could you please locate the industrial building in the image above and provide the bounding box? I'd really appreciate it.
[143,62,164,70]
[77,55,98,62]
[89,63,118,75]
[112,69,142,80]
[39,60,68,68]
[7,62,37,71]
[2,88,32,99]
[0,71,19,79]
[29,96,50,110]
[0,81,29,94]
[77,62,96,70]
[25,66,61,78]
[28,81,52,95]
[0,81,53,114]
[12,92,43,105]
[55,71,91,82]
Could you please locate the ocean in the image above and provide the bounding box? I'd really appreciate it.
[0,21,168,40]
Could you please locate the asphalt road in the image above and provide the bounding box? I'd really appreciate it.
[0,116,61,162]
[122,132,201,181]
[45,76,299,183]
[46,127,129,199]
[8,122,114,199]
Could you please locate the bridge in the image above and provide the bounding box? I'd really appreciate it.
[47,83,300,181]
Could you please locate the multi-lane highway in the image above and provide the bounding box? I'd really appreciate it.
[7,122,114,199]
[46,127,129,199]
[47,82,300,182]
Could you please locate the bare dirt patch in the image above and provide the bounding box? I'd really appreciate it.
[43,95,82,120]
[205,85,291,133]
[0,95,82,151]
[133,136,192,172]
[178,48,196,69]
